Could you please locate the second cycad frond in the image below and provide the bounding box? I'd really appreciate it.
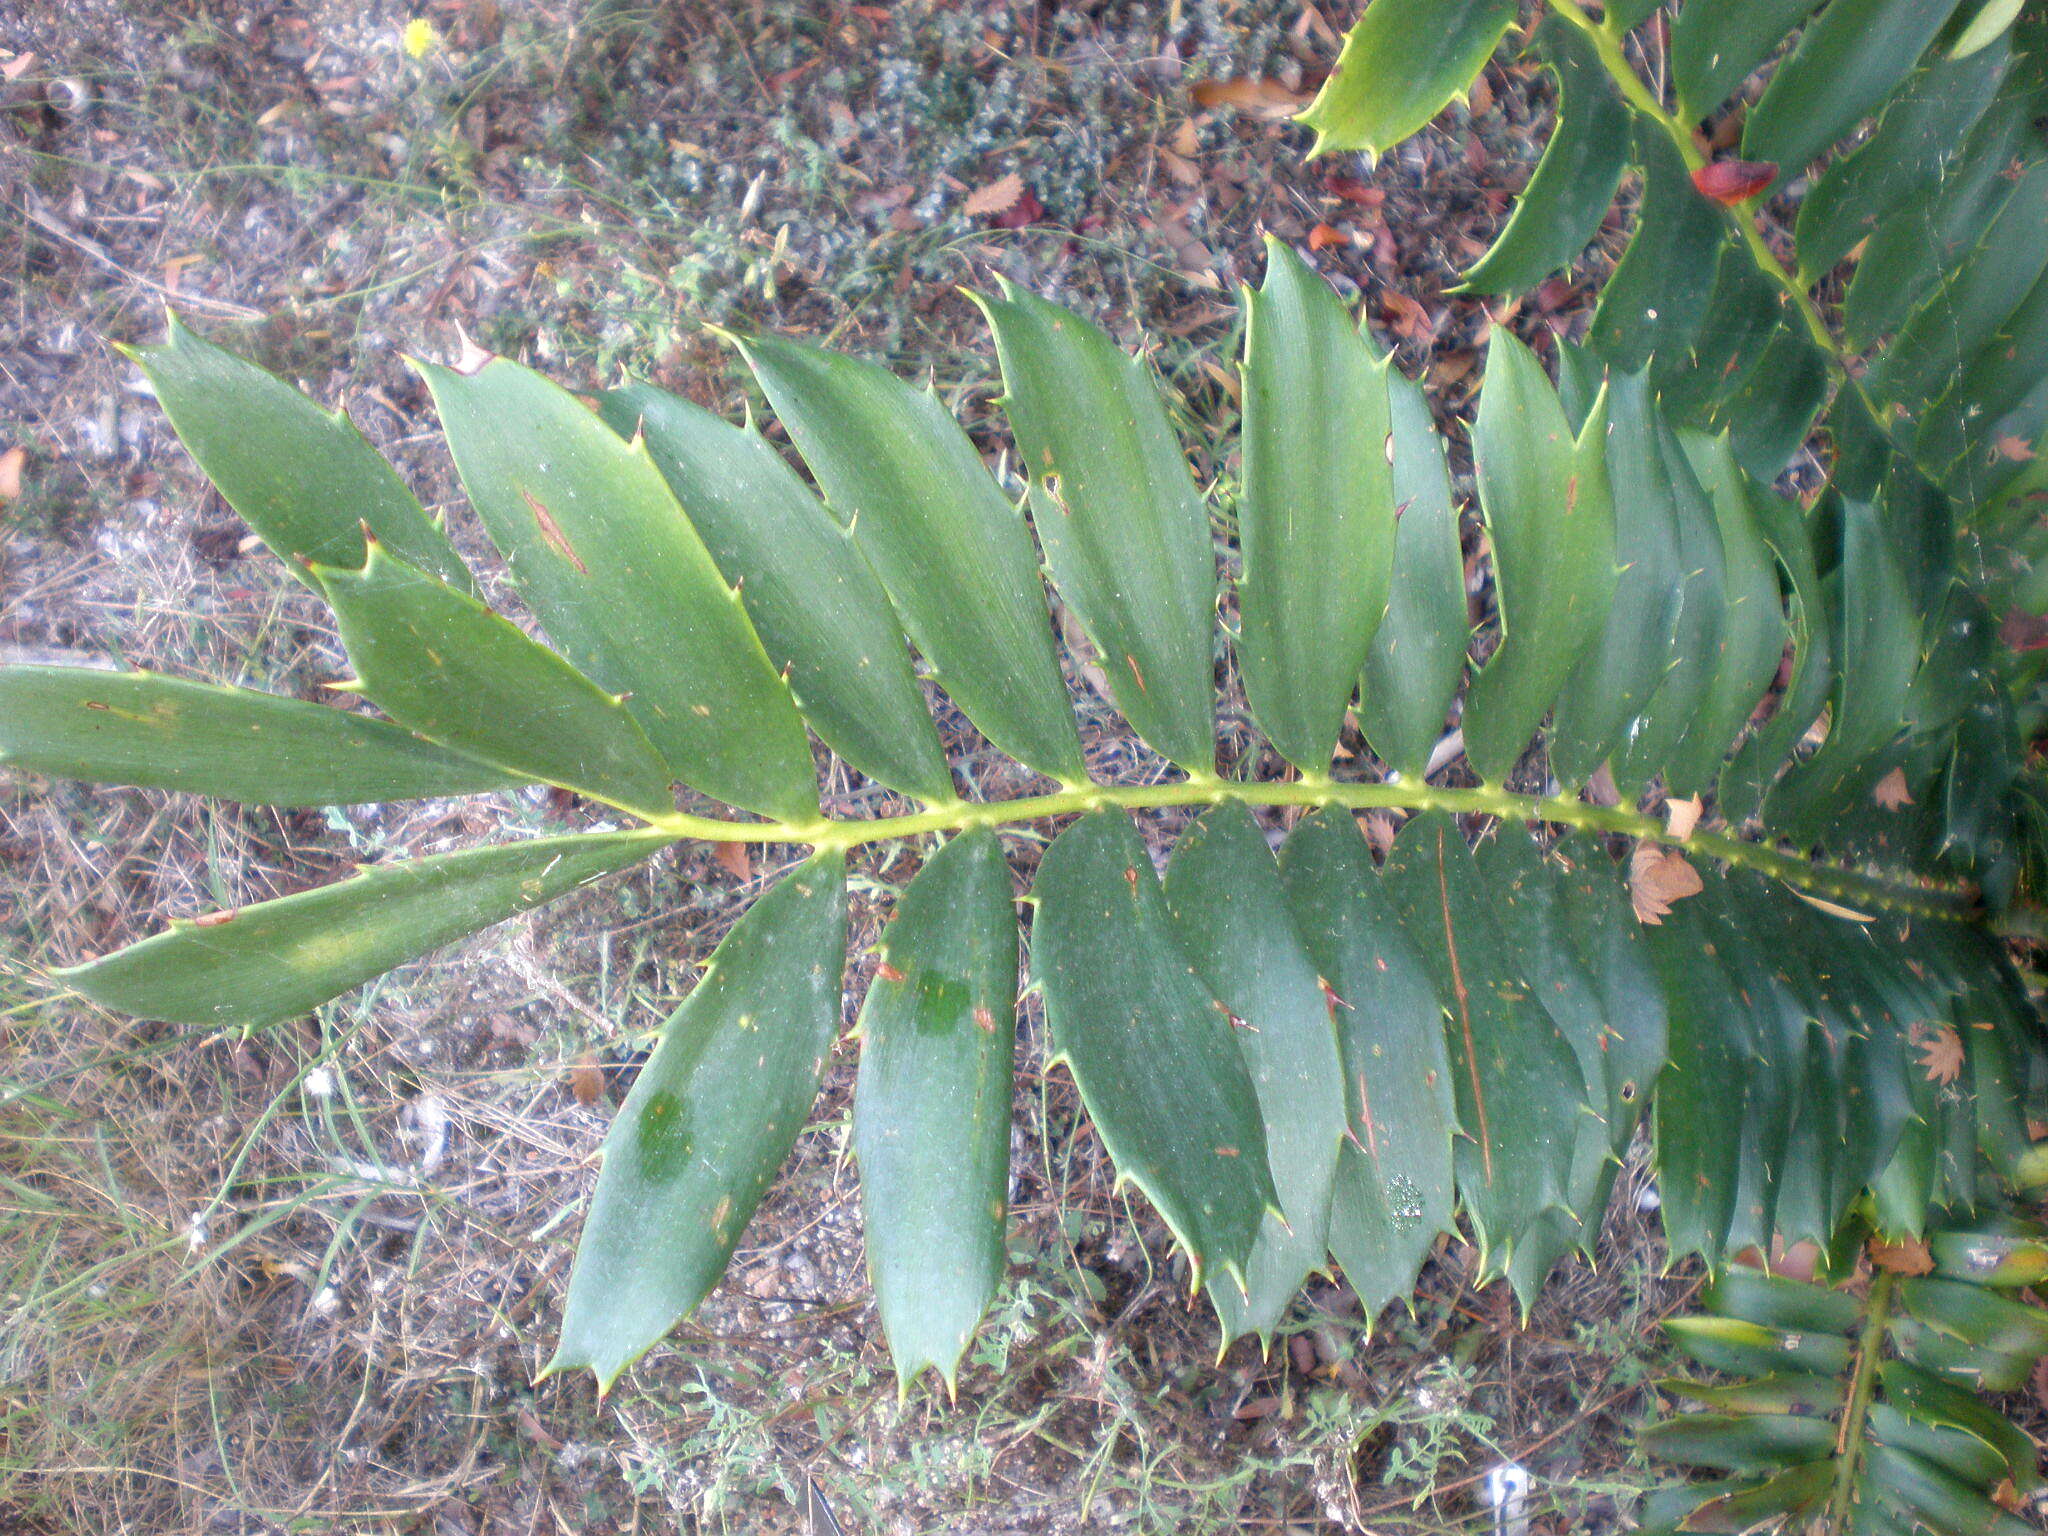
[5,239,2042,1394]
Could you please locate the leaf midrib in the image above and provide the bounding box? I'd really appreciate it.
[633,775,1979,925]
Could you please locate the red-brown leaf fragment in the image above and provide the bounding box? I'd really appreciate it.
[1869,1233,1936,1275]
[1691,159,1777,205]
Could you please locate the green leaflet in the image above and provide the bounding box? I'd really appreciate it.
[1719,478,1834,824]
[1164,803,1346,1347]
[1765,498,1919,839]
[1709,877,1821,1248]
[1031,811,1274,1289]
[1357,359,1469,779]
[1651,241,1786,429]
[1881,1358,2043,1488]
[1743,0,1967,195]
[1708,1267,1861,1335]
[1830,381,1900,502]
[1294,0,1518,158]
[1471,828,1614,1304]
[1640,874,1749,1265]
[853,828,1016,1393]
[1915,263,2048,495]
[1928,1222,2048,1287]
[1455,16,1629,296]
[1892,1319,2039,1393]
[1547,371,1688,788]
[550,852,848,1391]
[1795,39,2011,282]
[126,315,473,593]
[736,334,1085,785]
[1665,1315,1856,1379]
[1667,436,1794,797]
[1278,808,1454,1323]
[978,284,1217,772]
[1660,1374,1848,1417]
[1670,0,1823,121]
[1378,812,1583,1265]
[60,830,671,1029]
[1722,322,1830,484]
[1614,415,1730,793]
[1780,902,1920,1203]
[1550,835,1669,1145]
[1899,1275,2048,1356]
[1588,127,1722,376]
[1603,0,1662,26]
[1637,1465,1832,1534]
[1864,156,2048,435]
[1866,1443,2036,1536]
[310,542,676,820]
[1844,83,2041,349]
[1867,1403,2006,1489]
[1638,1413,1838,1473]
[418,356,817,822]
[599,381,955,806]
[0,666,524,805]
[1462,332,1616,783]
[1554,338,1605,433]
[1952,0,2027,57]
[1237,238,1394,770]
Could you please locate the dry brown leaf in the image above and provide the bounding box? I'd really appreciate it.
[568,1052,604,1108]
[1190,76,1308,117]
[487,1011,538,1047]
[1995,434,2038,462]
[1917,1024,1964,1085]
[0,445,24,502]
[1992,1474,2024,1514]
[712,841,753,881]
[1872,765,1914,810]
[963,172,1024,218]
[450,325,494,377]
[1429,350,1478,388]
[1198,358,1240,405]
[1308,222,1344,252]
[1357,811,1397,858]
[1158,147,1203,187]
[1665,793,1703,840]
[1381,290,1434,341]
[1630,843,1703,925]
[1584,762,1621,808]
[2,52,35,82]
[1868,1234,1935,1275]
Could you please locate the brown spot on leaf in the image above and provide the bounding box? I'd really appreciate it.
[521,489,587,573]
